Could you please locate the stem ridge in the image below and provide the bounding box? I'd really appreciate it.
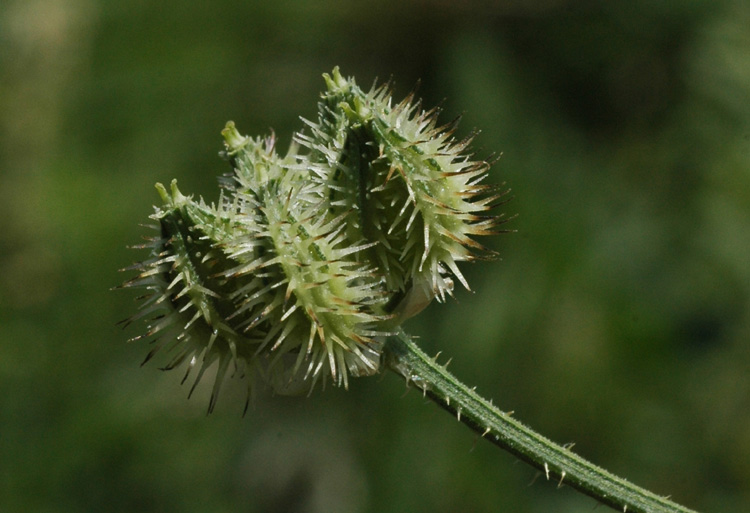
[384,330,698,513]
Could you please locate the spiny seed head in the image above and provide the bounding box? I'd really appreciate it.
[119,68,509,411]
[303,67,510,302]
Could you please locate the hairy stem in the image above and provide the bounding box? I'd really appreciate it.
[383,330,698,513]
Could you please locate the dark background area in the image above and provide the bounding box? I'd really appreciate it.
[2,1,749,511]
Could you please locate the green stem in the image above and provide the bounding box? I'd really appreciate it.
[383,330,698,513]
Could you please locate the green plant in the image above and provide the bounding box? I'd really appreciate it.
[119,68,698,513]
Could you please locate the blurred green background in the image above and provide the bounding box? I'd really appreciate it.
[2,0,749,511]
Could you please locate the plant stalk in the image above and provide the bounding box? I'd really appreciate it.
[383,329,698,513]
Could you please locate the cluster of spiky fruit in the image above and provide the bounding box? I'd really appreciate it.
[120,68,507,411]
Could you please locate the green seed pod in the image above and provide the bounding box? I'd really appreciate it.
[299,67,507,313]
[221,124,391,390]
[120,180,264,412]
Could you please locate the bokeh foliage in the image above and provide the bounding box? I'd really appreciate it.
[1,1,749,511]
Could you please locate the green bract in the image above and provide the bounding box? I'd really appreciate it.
[121,68,507,409]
